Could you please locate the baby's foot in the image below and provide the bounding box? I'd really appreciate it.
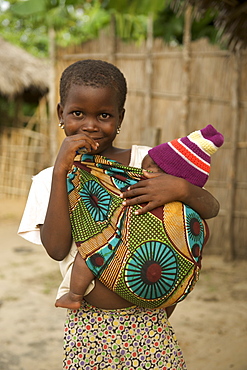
[55,292,83,309]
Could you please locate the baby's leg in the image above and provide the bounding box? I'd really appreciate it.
[55,252,94,309]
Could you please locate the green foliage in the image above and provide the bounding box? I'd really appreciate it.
[0,95,37,128]
[0,0,111,57]
[0,96,15,125]
[154,6,219,45]
[0,0,222,58]
[11,0,47,15]
[154,7,184,44]
[104,0,166,15]
[113,12,147,42]
[0,0,49,56]
[191,9,219,44]
[56,4,110,47]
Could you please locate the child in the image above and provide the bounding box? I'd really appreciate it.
[18,59,220,370]
[55,124,223,310]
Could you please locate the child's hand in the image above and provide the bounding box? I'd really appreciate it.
[54,133,99,174]
[120,171,186,215]
[121,170,219,219]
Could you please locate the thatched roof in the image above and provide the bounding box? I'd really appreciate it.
[0,38,49,98]
[173,0,247,50]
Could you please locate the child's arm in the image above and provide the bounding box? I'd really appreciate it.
[39,165,72,261]
[121,171,219,219]
[40,134,99,261]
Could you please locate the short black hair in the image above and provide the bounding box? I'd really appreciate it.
[59,59,127,111]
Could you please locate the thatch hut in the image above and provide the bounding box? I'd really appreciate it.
[0,38,50,198]
[0,37,49,101]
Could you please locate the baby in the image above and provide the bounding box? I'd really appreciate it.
[56,124,224,309]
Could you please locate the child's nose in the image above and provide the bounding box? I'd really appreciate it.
[80,117,99,132]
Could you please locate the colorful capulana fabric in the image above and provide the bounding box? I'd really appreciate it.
[67,154,209,309]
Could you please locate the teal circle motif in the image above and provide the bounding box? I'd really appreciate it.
[124,241,178,300]
[80,181,111,222]
[184,206,205,262]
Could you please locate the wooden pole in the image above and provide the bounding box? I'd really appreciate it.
[109,14,117,65]
[48,27,58,165]
[141,15,157,146]
[181,5,192,136]
[224,49,241,261]
[145,15,153,127]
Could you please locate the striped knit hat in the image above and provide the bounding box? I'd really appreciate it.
[148,124,224,187]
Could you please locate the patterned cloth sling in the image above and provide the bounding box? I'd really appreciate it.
[67,154,209,309]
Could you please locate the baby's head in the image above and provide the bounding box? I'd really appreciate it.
[141,155,164,173]
[145,125,224,187]
[59,59,127,112]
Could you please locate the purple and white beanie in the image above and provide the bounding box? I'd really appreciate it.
[148,124,224,187]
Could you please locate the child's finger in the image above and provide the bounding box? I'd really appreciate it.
[71,133,99,151]
[120,185,148,199]
[121,194,152,207]
[134,202,157,215]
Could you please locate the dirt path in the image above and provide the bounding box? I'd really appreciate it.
[0,198,247,370]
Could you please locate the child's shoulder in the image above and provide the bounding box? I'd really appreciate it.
[32,166,54,185]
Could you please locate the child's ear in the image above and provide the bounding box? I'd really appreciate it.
[119,108,125,123]
[57,102,64,121]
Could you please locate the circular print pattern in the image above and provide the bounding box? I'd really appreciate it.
[63,303,187,370]
[90,253,105,267]
[124,241,178,300]
[80,181,111,222]
[184,207,204,261]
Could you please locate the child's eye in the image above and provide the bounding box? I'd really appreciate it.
[99,113,110,119]
[72,111,83,117]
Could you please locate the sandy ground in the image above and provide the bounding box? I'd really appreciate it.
[0,198,247,370]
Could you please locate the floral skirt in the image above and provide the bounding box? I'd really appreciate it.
[63,302,187,370]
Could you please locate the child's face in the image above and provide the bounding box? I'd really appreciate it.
[58,84,125,155]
